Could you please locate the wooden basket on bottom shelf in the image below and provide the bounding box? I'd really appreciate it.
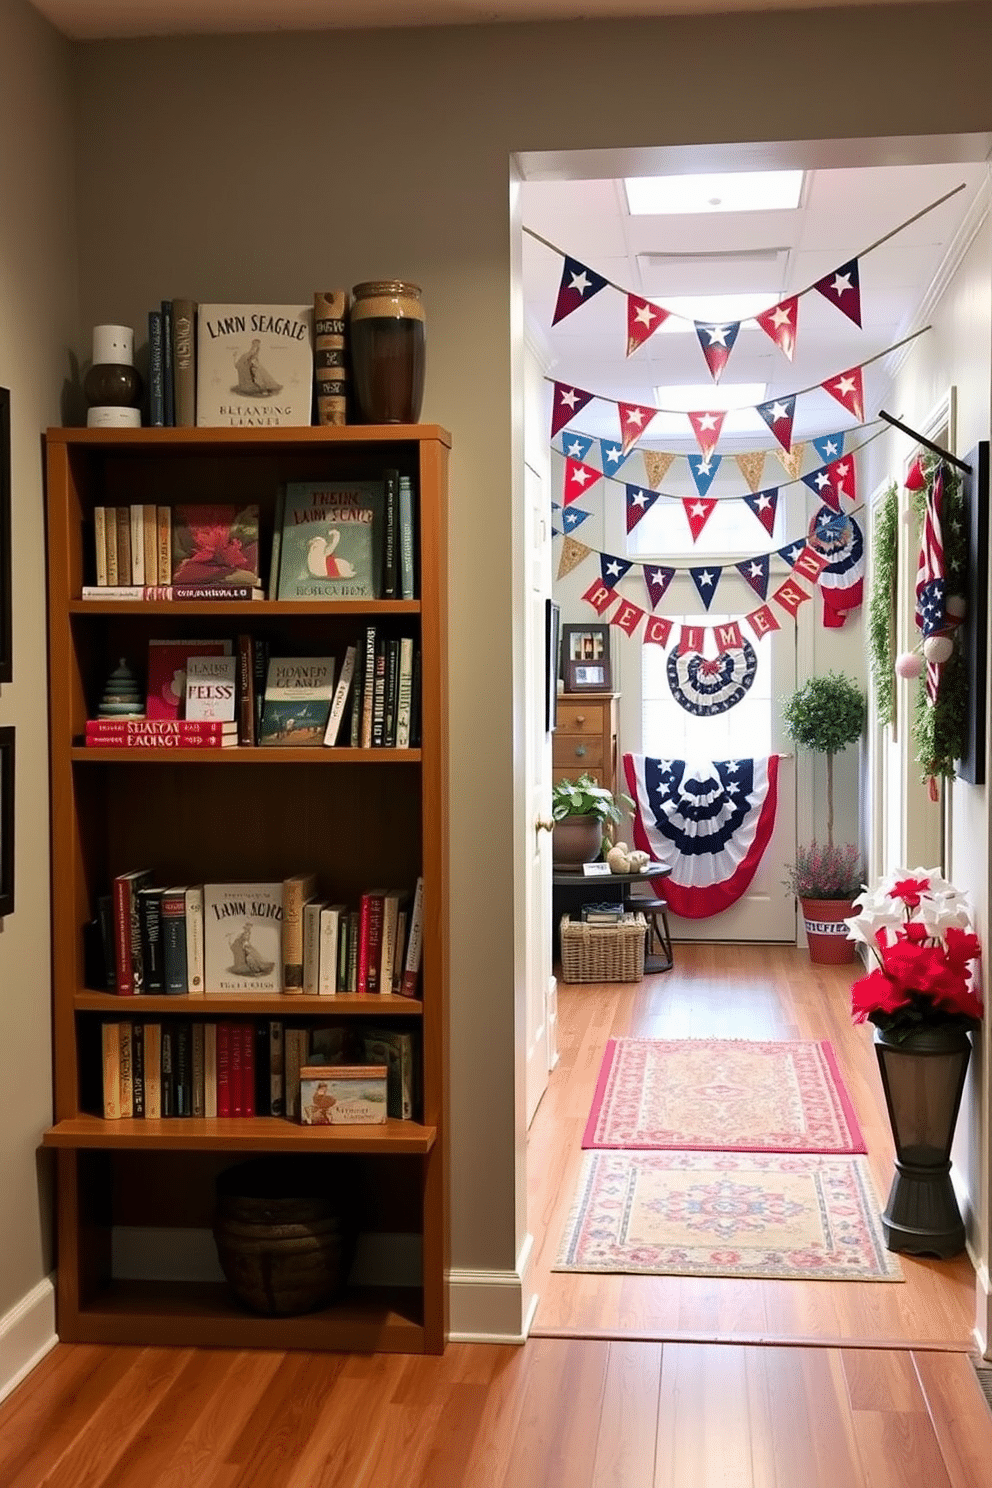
[213,1156,352,1317]
[559,912,647,983]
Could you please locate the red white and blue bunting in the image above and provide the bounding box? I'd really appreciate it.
[667,636,758,716]
[624,752,781,919]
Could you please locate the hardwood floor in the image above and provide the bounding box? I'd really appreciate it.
[2,943,991,1485]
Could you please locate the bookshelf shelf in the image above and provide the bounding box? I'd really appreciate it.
[44,424,449,1356]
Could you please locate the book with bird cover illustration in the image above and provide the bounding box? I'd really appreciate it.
[276,480,385,600]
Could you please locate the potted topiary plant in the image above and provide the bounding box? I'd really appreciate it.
[782,671,867,963]
[551,773,633,869]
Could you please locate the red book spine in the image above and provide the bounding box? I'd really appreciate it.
[230,1024,243,1117]
[364,894,385,994]
[86,719,234,737]
[217,1022,232,1117]
[356,894,371,994]
[85,734,231,750]
[241,1024,255,1117]
[113,877,135,995]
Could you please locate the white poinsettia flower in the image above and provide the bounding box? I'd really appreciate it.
[918,897,974,939]
[844,913,881,947]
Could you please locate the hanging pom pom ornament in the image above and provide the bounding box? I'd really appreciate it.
[895,650,923,679]
[946,594,967,622]
[923,633,955,665]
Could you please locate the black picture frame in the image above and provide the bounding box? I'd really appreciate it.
[0,389,10,684]
[561,622,612,693]
[956,441,989,785]
[0,727,13,917]
[545,599,560,732]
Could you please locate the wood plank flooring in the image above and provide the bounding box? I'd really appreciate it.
[2,943,990,1485]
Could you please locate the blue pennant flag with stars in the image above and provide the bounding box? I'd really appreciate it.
[778,540,807,569]
[687,453,722,497]
[599,438,630,476]
[735,554,771,600]
[600,553,633,590]
[644,564,676,609]
[688,564,721,610]
[813,431,846,464]
[625,484,660,532]
[743,488,779,536]
[552,256,609,326]
[560,431,595,463]
[561,506,592,532]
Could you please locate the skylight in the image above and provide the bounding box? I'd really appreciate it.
[625,171,804,216]
[653,382,767,411]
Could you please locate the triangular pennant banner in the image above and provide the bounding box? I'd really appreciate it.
[611,598,646,636]
[688,410,727,459]
[734,450,766,493]
[625,484,660,533]
[790,544,829,585]
[736,555,771,600]
[683,497,718,542]
[643,450,676,490]
[803,455,856,513]
[560,431,595,462]
[626,295,669,354]
[551,383,595,437]
[757,396,795,452]
[813,257,862,327]
[754,297,798,360]
[557,536,592,580]
[600,553,632,589]
[552,256,609,326]
[822,366,865,422]
[775,441,806,481]
[678,624,707,654]
[713,621,743,651]
[644,565,676,609]
[694,320,741,382]
[599,438,630,476]
[581,577,618,616]
[802,462,842,512]
[644,614,673,648]
[689,565,721,610]
[771,577,812,617]
[813,431,845,464]
[687,453,722,497]
[746,604,781,639]
[563,456,602,506]
[618,402,659,452]
[743,488,779,536]
[778,540,808,569]
[561,505,593,532]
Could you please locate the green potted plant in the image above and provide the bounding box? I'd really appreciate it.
[551,773,633,868]
[782,671,866,963]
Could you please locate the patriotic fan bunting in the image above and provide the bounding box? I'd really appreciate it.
[563,456,602,505]
[814,258,862,327]
[644,565,676,609]
[600,553,632,589]
[552,256,608,325]
[755,297,798,360]
[757,396,796,452]
[666,638,758,716]
[624,753,781,919]
[561,432,595,462]
[688,411,727,459]
[627,295,669,354]
[618,402,660,451]
[808,506,864,628]
[743,489,779,536]
[551,383,595,437]
[561,506,592,532]
[625,485,659,532]
[600,439,630,475]
[736,555,771,600]
[694,321,741,382]
[813,432,846,464]
[683,497,717,542]
[687,453,721,496]
[823,366,865,422]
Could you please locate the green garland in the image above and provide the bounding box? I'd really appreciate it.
[909,454,968,781]
[867,481,898,727]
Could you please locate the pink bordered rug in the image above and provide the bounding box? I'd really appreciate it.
[582,1038,866,1154]
[555,1150,901,1281]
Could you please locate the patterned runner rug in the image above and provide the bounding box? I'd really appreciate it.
[556,1150,902,1281]
[582,1037,866,1154]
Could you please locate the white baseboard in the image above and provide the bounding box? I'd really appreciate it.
[0,1277,57,1407]
[447,1231,536,1344]
[974,1260,991,1359]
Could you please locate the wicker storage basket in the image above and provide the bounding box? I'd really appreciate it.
[559,912,647,983]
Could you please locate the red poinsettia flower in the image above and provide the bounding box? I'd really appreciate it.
[851,969,912,1024]
[938,980,984,1020]
[902,921,930,944]
[891,876,930,909]
[944,927,982,972]
[882,941,962,1001]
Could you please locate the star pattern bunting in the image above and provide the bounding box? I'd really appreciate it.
[694,321,741,382]
[823,366,865,421]
[688,410,727,459]
[618,401,660,452]
[755,297,798,360]
[561,432,595,462]
[689,565,720,610]
[801,454,856,513]
[561,506,592,531]
[687,453,721,497]
[736,555,771,600]
[757,396,796,452]
[600,553,633,590]
[551,382,595,437]
[625,484,660,533]
[644,565,676,609]
[813,258,862,327]
[626,295,670,354]
[683,497,717,542]
[743,489,779,536]
[563,456,603,506]
[552,256,608,326]
[813,432,846,464]
[599,438,630,476]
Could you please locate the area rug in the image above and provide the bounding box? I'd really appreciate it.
[582,1037,866,1154]
[555,1150,902,1281]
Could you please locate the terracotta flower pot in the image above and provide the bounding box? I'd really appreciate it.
[800,897,858,964]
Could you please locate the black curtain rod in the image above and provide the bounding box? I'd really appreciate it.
[877,409,972,474]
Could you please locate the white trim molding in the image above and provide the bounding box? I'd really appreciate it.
[974,1259,991,1359]
[0,1276,57,1407]
[447,1232,537,1344]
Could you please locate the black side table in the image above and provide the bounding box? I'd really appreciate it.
[552,864,674,972]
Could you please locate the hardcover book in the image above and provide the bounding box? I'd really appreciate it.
[185,656,238,722]
[313,290,348,426]
[203,882,283,995]
[257,656,335,746]
[146,639,232,721]
[195,304,313,428]
[171,504,260,588]
[275,481,385,600]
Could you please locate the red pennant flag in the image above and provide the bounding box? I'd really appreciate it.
[550,382,595,438]
[756,396,796,453]
[626,295,669,355]
[618,402,659,452]
[791,546,828,584]
[682,497,717,542]
[905,456,927,492]
[679,624,706,654]
[581,579,617,617]
[755,297,798,360]
[644,565,675,610]
[713,621,743,650]
[694,321,741,382]
[644,615,673,648]
[552,256,608,326]
[611,599,645,637]
[746,605,781,639]
[822,366,865,422]
[829,456,857,504]
[687,410,727,459]
[771,578,811,618]
[813,258,862,327]
[563,457,602,506]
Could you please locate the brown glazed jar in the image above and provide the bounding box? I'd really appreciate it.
[349,281,425,425]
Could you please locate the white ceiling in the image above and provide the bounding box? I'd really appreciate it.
[522,160,990,446]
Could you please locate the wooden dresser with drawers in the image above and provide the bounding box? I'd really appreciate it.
[553,691,619,795]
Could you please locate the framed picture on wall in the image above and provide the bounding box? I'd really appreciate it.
[562,623,612,693]
[0,388,10,684]
[0,727,13,917]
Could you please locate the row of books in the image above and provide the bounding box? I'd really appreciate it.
[99,1018,418,1122]
[87,874,424,999]
[85,475,416,602]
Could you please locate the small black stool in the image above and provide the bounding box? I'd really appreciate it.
[623,892,674,973]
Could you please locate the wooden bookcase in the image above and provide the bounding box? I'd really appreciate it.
[42,425,449,1354]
